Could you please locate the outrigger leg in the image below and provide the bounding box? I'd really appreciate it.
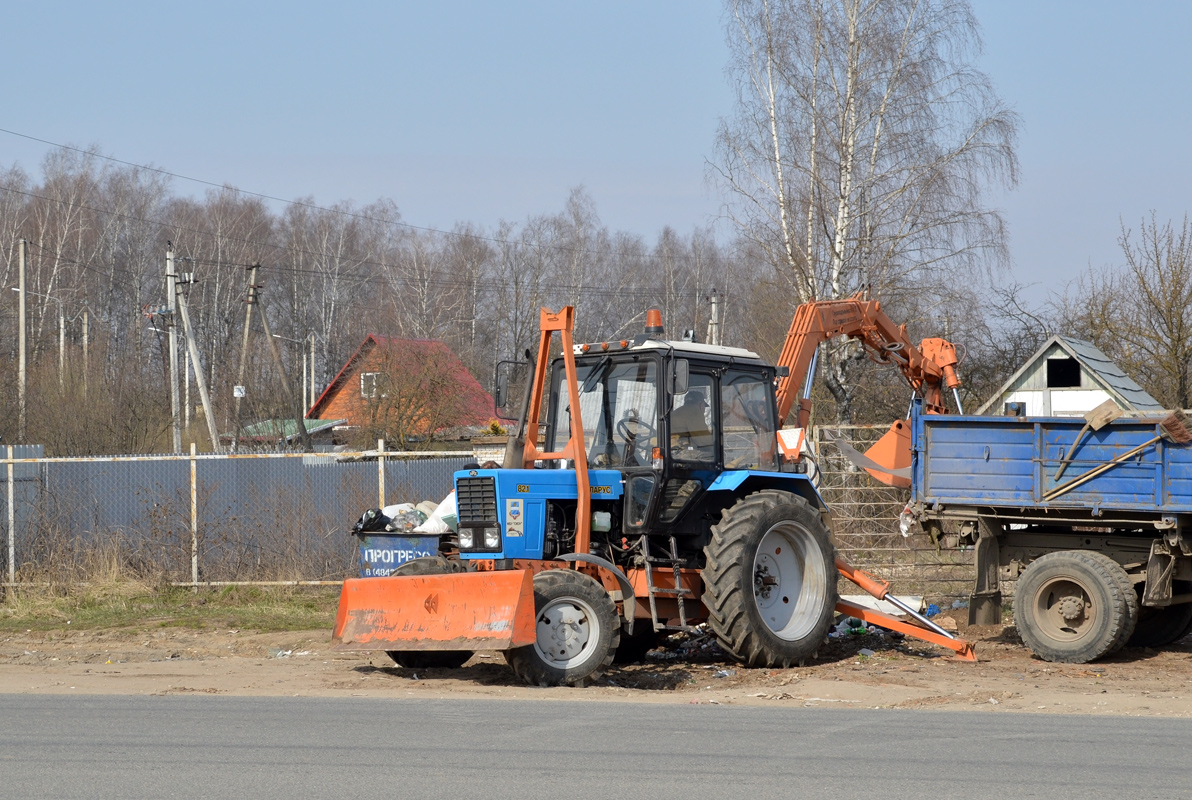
[835,556,978,662]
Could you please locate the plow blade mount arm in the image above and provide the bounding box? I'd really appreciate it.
[836,556,977,662]
[332,570,537,652]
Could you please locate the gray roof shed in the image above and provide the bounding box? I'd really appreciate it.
[975,335,1163,416]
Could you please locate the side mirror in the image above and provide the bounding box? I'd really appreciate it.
[493,357,529,421]
[776,366,790,378]
[672,359,689,396]
[494,371,509,409]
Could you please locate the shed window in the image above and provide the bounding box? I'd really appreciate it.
[1046,358,1081,388]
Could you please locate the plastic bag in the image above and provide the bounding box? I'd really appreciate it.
[385,509,426,531]
[352,508,389,534]
[414,491,456,534]
[382,502,416,519]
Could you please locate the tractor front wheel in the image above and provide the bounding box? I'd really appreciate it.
[505,569,619,686]
[702,490,836,668]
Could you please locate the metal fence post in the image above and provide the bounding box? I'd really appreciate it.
[377,438,386,508]
[5,446,13,587]
[190,442,198,588]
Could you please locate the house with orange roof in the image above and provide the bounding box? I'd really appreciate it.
[307,335,494,449]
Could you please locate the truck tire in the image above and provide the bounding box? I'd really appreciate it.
[385,557,473,670]
[1128,581,1192,648]
[702,490,837,668]
[1014,550,1138,663]
[505,569,619,686]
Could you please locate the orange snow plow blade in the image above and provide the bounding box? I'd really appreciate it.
[332,570,537,652]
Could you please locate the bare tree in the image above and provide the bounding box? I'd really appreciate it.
[1056,214,1192,408]
[713,0,1018,422]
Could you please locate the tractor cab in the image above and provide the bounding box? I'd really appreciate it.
[542,333,782,540]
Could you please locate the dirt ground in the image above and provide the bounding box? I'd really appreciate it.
[4,610,1192,716]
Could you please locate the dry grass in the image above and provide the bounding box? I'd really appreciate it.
[0,580,339,634]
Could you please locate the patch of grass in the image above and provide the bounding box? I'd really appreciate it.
[0,583,340,634]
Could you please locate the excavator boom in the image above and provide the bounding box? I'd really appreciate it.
[773,293,962,487]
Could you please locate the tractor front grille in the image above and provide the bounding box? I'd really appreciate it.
[456,476,498,523]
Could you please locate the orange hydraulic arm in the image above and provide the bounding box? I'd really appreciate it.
[519,306,592,556]
[836,556,976,661]
[771,293,961,489]
[774,293,961,430]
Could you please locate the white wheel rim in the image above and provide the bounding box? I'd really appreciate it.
[534,596,601,668]
[753,521,830,641]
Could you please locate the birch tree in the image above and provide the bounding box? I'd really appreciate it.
[713,0,1018,422]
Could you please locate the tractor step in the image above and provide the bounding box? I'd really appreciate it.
[640,536,695,632]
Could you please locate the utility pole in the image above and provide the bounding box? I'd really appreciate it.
[309,331,317,410]
[82,307,89,401]
[166,245,182,453]
[174,272,221,452]
[17,239,26,441]
[255,280,314,452]
[707,289,721,346]
[300,345,308,417]
[184,348,191,433]
[230,265,259,453]
[58,307,65,393]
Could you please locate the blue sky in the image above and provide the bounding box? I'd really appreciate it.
[3,1,1191,299]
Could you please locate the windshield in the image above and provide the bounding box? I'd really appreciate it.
[720,370,778,470]
[548,358,659,468]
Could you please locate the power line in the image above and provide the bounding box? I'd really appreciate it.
[21,232,707,303]
[0,125,723,265]
[0,181,727,298]
[0,185,720,301]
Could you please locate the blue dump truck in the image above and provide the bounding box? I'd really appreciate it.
[905,400,1192,663]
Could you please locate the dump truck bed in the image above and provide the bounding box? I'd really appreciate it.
[912,410,1192,515]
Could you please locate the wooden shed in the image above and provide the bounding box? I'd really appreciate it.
[975,335,1163,417]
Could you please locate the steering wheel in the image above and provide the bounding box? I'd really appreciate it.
[615,417,657,466]
[616,417,656,442]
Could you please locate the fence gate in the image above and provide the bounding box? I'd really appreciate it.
[814,425,974,602]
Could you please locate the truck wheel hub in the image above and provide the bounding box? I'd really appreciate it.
[1057,595,1085,622]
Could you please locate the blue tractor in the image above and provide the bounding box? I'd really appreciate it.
[334,302,972,685]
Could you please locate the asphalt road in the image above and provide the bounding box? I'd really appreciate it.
[1,695,1186,799]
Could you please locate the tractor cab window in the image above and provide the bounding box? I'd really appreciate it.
[720,370,778,470]
[670,373,717,463]
[547,358,659,469]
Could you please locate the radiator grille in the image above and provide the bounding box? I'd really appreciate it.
[456,476,498,523]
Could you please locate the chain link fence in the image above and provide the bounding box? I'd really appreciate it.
[2,446,470,587]
[4,431,977,601]
[815,425,973,602]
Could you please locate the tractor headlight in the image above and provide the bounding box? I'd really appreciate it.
[483,527,501,549]
[458,529,474,549]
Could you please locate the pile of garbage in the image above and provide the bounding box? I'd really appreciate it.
[352,491,459,535]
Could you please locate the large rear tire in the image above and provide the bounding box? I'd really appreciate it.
[1128,581,1192,648]
[385,556,474,670]
[1014,550,1138,663]
[505,569,619,686]
[702,490,837,668]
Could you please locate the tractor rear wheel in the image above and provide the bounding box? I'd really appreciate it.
[1014,550,1137,663]
[505,569,619,686]
[702,490,836,668]
[385,557,474,670]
